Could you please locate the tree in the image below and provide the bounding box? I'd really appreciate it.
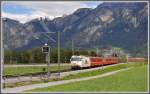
[32,48,45,63]
[4,50,12,64]
[90,51,97,56]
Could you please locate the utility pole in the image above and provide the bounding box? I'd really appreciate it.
[58,31,60,77]
[72,39,74,55]
[2,18,7,88]
[1,19,4,87]
[96,48,99,56]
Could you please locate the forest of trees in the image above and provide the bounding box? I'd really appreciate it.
[4,47,129,64]
[4,48,99,64]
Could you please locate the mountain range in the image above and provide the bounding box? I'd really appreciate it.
[2,2,148,57]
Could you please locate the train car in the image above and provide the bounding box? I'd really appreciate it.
[70,55,118,69]
[128,57,146,62]
[90,57,103,66]
[104,57,118,65]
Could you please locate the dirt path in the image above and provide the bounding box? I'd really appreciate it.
[2,67,130,93]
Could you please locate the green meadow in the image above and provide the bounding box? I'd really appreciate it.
[26,62,148,92]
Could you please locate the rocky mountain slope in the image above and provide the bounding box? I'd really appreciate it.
[2,2,148,56]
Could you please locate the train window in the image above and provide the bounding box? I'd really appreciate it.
[85,60,88,64]
[71,57,82,61]
[107,59,111,61]
[98,59,102,61]
[91,58,96,62]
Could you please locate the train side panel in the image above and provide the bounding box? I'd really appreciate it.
[90,57,103,66]
[103,57,118,65]
[81,57,91,68]
[128,58,145,62]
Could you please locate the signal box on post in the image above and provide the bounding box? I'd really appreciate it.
[42,43,50,53]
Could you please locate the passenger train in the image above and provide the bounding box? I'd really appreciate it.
[70,55,118,69]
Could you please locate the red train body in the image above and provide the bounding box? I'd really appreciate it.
[90,57,118,66]
[128,58,146,62]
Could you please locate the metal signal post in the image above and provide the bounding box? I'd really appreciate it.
[42,43,50,78]
[58,31,60,77]
[47,52,50,77]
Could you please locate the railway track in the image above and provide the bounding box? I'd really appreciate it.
[3,69,72,79]
[3,64,108,79]
[2,63,121,84]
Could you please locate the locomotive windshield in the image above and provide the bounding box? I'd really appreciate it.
[71,57,82,61]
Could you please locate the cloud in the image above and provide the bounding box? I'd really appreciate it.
[2,1,103,23]
[2,11,54,23]
[2,12,29,23]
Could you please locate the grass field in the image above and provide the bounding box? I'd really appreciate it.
[4,63,128,88]
[26,63,148,92]
[4,62,147,88]
[62,63,128,80]
[61,62,146,80]
[4,65,71,76]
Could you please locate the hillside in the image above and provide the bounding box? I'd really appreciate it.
[2,2,148,57]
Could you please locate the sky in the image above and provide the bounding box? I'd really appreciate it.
[2,1,103,23]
